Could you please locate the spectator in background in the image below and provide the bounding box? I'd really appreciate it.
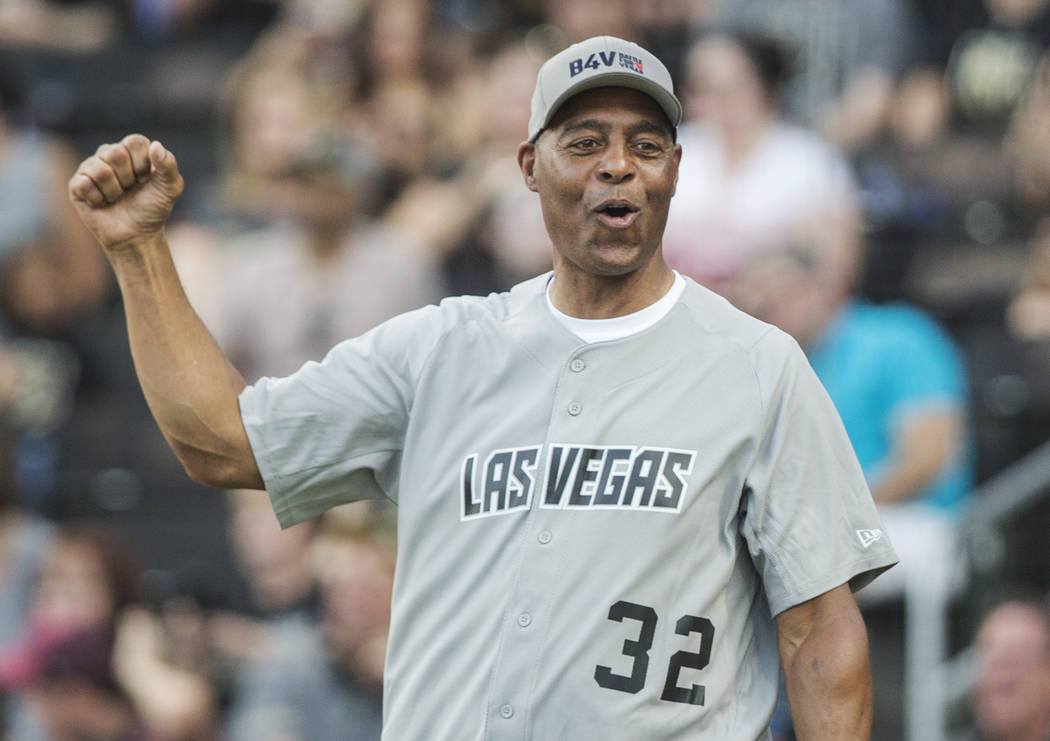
[179,32,443,381]
[0,0,123,52]
[1007,218,1050,341]
[541,0,637,45]
[312,510,394,723]
[909,0,1050,138]
[1,621,146,741]
[740,217,971,581]
[662,31,859,301]
[343,0,476,195]
[111,604,218,741]
[222,500,388,741]
[0,421,54,735]
[851,0,1050,294]
[212,31,353,228]
[386,36,552,295]
[963,599,1050,741]
[279,0,367,40]
[1,525,213,740]
[0,0,277,49]
[0,71,109,336]
[850,59,1018,304]
[225,489,319,620]
[128,0,278,41]
[1006,51,1050,216]
[630,0,719,84]
[740,216,971,739]
[0,420,52,656]
[712,0,916,153]
[0,68,102,510]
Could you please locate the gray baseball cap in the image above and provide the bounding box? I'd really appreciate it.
[528,35,682,142]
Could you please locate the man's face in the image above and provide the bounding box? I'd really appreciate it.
[518,87,681,279]
[972,604,1050,738]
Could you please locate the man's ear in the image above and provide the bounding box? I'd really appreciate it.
[517,141,539,193]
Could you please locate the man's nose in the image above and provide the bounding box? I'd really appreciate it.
[598,140,633,183]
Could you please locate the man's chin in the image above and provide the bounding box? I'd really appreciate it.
[586,243,655,276]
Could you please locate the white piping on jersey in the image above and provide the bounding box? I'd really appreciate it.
[545,270,687,343]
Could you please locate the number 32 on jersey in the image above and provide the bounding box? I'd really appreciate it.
[595,600,716,706]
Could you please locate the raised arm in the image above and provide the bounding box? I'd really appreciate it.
[776,583,873,740]
[68,134,263,490]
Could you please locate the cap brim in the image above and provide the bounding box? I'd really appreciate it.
[533,72,682,141]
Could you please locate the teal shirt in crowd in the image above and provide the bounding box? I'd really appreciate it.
[806,301,972,512]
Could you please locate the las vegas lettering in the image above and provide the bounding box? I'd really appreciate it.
[461,445,696,521]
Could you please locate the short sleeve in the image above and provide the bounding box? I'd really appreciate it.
[238,305,443,528]
[741,330,898,616]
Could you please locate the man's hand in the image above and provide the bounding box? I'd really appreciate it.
[66,134,261,490]
[68,134,184,251]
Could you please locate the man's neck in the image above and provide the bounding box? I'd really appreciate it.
[548,258,675,319]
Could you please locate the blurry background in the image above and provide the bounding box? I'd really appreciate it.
[0,0,1049,739]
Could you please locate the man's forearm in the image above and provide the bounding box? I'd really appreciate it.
[108,233,262,489]
[68,135,263,489]
[778,586,873,740]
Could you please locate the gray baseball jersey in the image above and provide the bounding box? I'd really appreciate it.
[239,273,898,741]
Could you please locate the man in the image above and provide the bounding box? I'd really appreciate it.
[966,599,1050,741]
[68,36,896,740]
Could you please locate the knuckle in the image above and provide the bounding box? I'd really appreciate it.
[70,177,101,204]
[106,144,130,166]
[95,143,129,171]
[82,158,110,181]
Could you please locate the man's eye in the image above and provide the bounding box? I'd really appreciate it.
[634,141,662,155]
[571,138,600,150]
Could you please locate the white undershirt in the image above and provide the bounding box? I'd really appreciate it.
[546,271,686,343]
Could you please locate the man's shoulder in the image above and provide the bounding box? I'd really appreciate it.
[361,274,548,356]
[676,277,787,355]
[426,273,548,328]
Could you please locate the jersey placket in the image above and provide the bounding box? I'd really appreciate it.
[482,345,598,740]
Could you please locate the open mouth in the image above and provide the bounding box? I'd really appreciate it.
[595,201,640,228]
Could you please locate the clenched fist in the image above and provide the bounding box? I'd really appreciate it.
[68,134,184,251]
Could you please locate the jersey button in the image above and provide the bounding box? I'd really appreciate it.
[537,530,553,545]
[567,402,582,416]
[517,612,532,628]
[499,704,514,719]
[570,358,586,373]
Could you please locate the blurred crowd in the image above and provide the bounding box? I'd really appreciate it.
[1,0,1050,739]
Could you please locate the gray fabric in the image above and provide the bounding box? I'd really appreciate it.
[240,274,898,741]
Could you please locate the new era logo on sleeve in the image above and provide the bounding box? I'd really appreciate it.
[856,529,883,549]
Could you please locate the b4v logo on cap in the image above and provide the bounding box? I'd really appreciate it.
[569,51,645,77]
[856,529,883,549]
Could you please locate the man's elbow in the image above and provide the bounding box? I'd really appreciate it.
[176,446,263,491]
